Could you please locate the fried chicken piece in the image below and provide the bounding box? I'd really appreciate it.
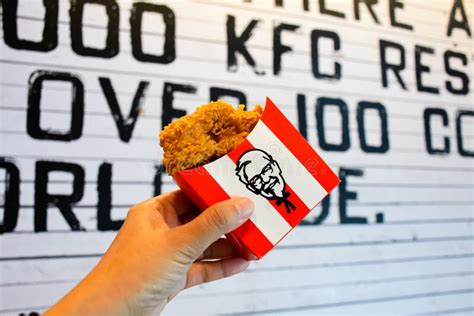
[160,100,263,176]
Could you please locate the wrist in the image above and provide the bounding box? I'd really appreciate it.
[46,258,131,316]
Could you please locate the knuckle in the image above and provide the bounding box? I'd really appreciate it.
[177,243,198,262]
[126,197,163,220]
[207,205,230,229]
[167,231,198,263]
[127,205,140,217]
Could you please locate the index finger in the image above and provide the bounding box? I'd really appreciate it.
[185,258,250,289]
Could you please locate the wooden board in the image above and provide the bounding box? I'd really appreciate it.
[0,0,473,315]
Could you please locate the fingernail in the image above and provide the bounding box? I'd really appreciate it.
[235,197,254,219]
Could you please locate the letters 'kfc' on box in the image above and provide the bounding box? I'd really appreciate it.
[173,98,340,260]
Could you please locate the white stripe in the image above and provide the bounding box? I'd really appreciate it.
[246,121,328,209]
[203,155,292,245]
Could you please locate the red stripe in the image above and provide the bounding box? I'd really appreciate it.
[230,221,273,259]
[262,97,340,193]
[174,166,227,210]
[266,184,314,227]
[227,138,255,164]
[174,167,273,259]
[228,138,311,228]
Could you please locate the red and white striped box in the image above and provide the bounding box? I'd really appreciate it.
[173,98,340,259]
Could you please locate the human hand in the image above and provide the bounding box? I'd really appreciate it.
[46,190,254,316]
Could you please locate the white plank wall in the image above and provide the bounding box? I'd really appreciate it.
[0,0,473,315]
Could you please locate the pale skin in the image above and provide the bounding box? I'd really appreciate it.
[46,190,254,316]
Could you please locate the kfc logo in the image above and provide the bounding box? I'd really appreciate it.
[235,149,296,214]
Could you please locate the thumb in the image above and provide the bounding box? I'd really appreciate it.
[173,197,254,260]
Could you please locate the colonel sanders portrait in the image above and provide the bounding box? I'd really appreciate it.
[235,149,296,213]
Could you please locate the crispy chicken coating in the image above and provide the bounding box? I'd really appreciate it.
[160,100,263,176]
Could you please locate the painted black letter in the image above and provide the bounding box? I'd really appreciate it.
[423,108,450,155]
[99,78,149,142]
[3,0,58,51]
[97,163,123,231]
[153,164,165,196]
[0,159,20,233]
[415,45,439,94]
[316,97,350,151]
[297,94,307,140]
[447,0,471,37]
[339,168,367,224]
[273,23,299,75]
[162,82,197,129]
[357,101,389,153]
[226,15,263,75]
[35,161,85,232]
[379,39,407,90]
[130,2,175,64]
[444,50,469,95]
[210,87,247,108]
[456,110,474,157]
[354,0,380,24]
[27,70,84,141]
[319,0,345,18]
[70,0,119,58]
[274,0,309,11]
[389,0,413,30]
[311,30,341,80]
[300,195,330,225]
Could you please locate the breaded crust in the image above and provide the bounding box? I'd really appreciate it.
[160,100,263,176]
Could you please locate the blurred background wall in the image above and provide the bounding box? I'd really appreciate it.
[1,0,473,314]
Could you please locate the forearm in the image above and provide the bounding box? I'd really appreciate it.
[45,260,131,316]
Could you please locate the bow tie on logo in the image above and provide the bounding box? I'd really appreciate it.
[274,191,296,214]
